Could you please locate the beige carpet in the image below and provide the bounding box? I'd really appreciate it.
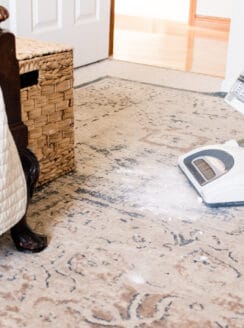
[0,77,244,328]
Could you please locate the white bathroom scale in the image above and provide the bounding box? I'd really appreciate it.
[178,139,244,207]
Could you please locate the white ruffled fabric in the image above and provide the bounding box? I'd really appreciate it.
[0,88,27,235]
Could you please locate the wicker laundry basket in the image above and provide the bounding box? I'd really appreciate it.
[16,38,75,186]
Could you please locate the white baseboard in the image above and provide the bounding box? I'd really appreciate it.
[221,77,235,92]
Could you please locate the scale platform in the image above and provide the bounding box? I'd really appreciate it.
[178,139,244,207]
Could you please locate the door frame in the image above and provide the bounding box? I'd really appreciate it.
[109,0,115,55]
[189,0,230,32]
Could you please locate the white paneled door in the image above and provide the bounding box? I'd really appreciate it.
[8,0,111,67]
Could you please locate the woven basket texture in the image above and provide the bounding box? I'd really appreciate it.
[18,47,75,186]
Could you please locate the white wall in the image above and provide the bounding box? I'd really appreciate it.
[222,0,244,91]
[115,0,191,23]
[196,0,232,18]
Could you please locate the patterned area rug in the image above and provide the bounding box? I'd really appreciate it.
[0,77,244,328]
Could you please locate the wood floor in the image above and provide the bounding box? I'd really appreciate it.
[113,15,229,78]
